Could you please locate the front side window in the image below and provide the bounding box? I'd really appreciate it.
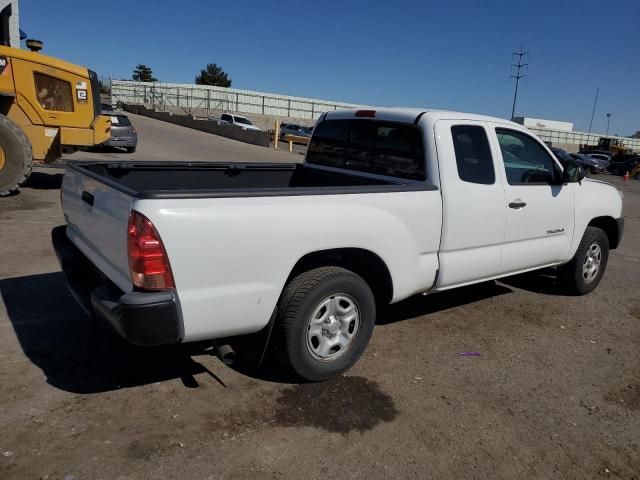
[34,73,73,112]
[451,125,495,184]
[496,128,560,185]
[307,119,426,180]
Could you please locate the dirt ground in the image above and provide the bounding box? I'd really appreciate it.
[1,124,639,479]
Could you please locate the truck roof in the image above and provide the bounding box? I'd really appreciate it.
[324,107,519,127]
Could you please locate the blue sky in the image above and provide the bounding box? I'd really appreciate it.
[21,0,639,135]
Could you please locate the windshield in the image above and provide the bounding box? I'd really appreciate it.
[233,116,252,125]
[552,149,572,162]
[110,115,131,126]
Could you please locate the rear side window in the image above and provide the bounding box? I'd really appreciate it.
[307,119,426,180]
[34,73,74,112]
[110,115,131,126]
[496,128,560,185]
[451,125,495,184]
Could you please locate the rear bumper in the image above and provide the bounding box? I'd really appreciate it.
[51,225,182,346]
[102,137,137,148]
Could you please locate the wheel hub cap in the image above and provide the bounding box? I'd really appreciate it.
[582,242,602,284]
[323,315,340,337]
[306,294,360,361]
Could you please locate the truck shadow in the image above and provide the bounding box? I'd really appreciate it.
[0,272,224,394]
[498,269,569,296]
[377,281,512,325]
[24,171,64,190]
[1,271,565,392]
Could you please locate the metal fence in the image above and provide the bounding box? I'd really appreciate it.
[527,126,640,153]
[111,80,640,152]
[110,80,365,120]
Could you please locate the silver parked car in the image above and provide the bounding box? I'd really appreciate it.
[102,112,137,153]
[279,123,310,141]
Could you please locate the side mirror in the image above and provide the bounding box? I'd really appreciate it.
[563,161,585,183]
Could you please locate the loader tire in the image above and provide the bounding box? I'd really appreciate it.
[0,114,33,196]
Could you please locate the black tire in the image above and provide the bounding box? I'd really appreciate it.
[559,227,609,295]
[0,114,32,196]
[274,266,376,381]
[126,146,136,153]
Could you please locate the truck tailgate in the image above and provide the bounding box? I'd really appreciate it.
[61,166,134,292]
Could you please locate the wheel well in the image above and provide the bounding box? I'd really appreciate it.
[588,216,620,249]
[288,248,394,305]
[0,95,13,116]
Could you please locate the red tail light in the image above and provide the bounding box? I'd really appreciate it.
[130,127,137,135]
[127,211,175,290]
[355,110,376,118]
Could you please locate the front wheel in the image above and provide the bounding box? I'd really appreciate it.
[0,114,32,196]
[274,267,376,381]
[559,226,609,295]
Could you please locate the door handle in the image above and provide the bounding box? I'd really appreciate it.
[508,201,527,209]
[81,191,94,206]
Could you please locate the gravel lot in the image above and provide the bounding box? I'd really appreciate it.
[1,117,639,479]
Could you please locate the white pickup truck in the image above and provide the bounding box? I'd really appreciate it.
[53,108,624,381]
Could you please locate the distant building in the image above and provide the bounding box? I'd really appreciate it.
[512,116,574,132]
[0,0,19,47]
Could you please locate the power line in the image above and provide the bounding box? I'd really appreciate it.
[510,46,528,120]
[588,87,599,134]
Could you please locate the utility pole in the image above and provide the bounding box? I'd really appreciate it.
[510,46,528,120]
[588,87,599,134]
[606,113,611,136]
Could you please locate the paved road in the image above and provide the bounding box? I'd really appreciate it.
[62,112,301,163]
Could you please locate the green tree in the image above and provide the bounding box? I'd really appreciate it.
[132,64,157,82]
[194,63,231,87]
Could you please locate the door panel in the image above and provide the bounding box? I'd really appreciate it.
[492,128,575,274]
[435,120,507,288]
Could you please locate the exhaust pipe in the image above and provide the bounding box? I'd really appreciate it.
[213,343,237,365]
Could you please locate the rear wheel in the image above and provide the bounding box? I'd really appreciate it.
[274,267,376,381]
[559,227,609,295]
[0,114,32,196]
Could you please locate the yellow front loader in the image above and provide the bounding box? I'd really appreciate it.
[0,41,111,196]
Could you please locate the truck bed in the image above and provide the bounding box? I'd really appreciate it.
[69,161,430,199]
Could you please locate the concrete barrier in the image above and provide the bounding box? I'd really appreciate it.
[122,104,270,147]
